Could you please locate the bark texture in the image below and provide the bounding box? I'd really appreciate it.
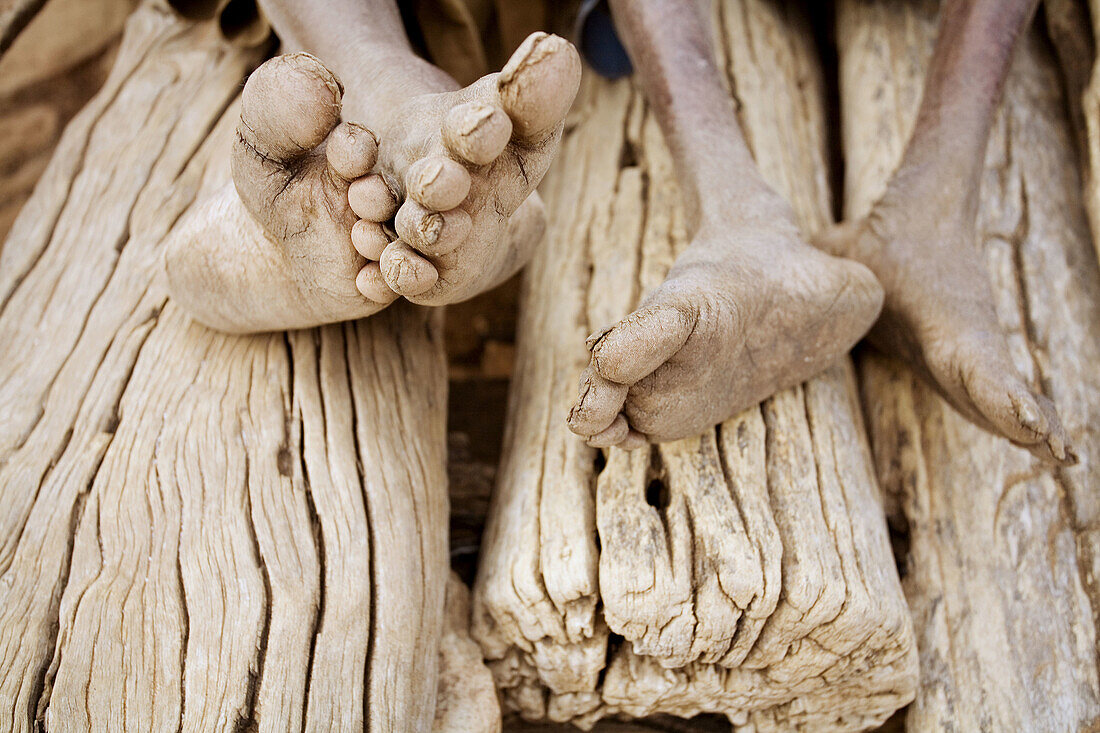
[1045,0,1100,266]
[436,573,503,733]
[1083,0,1100,268]
[471,1,917,729]
[837,1,1100,730]
[0,4,478,731]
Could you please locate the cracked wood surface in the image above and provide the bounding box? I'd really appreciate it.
[838,1,1100,730]
[1045,0,1100,267]
[0,4,496,731]
[471,0,918,729]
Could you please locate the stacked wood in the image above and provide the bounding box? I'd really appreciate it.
[1044,0,1100,266]
[0,4,493,731]
[470,0,918,729]
[836,0,1100,729]
[436,573,503,732]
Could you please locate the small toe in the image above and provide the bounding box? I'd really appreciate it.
[239,53,343,162]
[406,156,471,211]
[352,219,390,260]
[585,414,631,448]
[957,362,1077,466]
[327,122,379,181]
[394,200,472,257]
[349,174,398,222]
[1010,388,1076,466]
[379,240,440,296]
[567,366,628,436]
[356,262,398,303]
[618,429,649,451]
[589,301,696,385]
[498,33,582,141]
[443,102,513,166]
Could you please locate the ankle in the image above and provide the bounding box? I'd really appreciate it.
[876,165,978,236]
[695,180,795,236]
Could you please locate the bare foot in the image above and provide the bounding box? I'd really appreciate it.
[369,32,580,305]
[567,196,884,448]
[165,53,400,332]
[816,181,1076,465]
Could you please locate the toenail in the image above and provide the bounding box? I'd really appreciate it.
[1016,398,1042,430]
[585,327,612,351]
[418,213,443,244]
[345,121,379,146]
[444,103,512,166]
[457,105,497,136]
[416,160,445,185]
[501,33,553,84]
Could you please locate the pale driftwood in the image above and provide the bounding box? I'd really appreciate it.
[1045,0,1100,266]
[1083,0,1100,267]
[1043,0,1091,157]
[0,4,469,731]
[471,0,917,729]
[435,573,503,733]
[837,0,1100,729]
[506,716,733,732]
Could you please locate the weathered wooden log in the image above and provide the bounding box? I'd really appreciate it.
[506,714,734,732]
[1044,0,1100,266]
[0,4,465,731]
[837,0,1100,729]
[435,573,503,733]
[471,0,917,729]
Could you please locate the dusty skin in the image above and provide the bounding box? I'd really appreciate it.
[569,0,1074,465]
[164,0,1071,462]
[371,32,579,305]
[817,0,1074,465]
[164,32,579,332]
[567,197,885,447]
[567,0,884,448]
[163,53,399,332]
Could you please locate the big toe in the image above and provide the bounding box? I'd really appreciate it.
[997,382,1077,465]
[588,300,697,386]
[951,354,1076,466]
[498,32,582,141]
[239,52,343,161]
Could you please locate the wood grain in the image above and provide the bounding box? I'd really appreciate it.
[0,4,491,731]
[471,1,917,729]
[837,1,1100,729]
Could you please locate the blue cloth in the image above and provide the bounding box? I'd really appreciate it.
[576,0,633,79]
